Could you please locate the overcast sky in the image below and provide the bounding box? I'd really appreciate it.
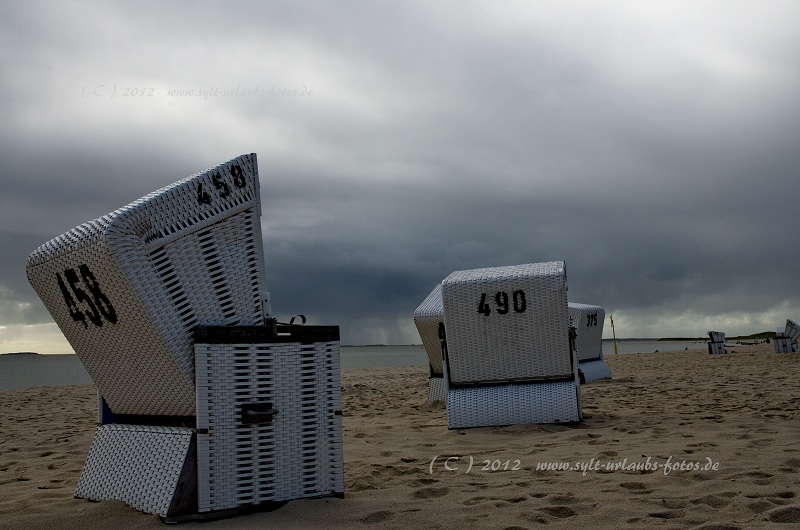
[2,1,799,352]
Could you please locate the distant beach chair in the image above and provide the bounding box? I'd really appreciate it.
[441,262,581,429]
[26,154,343,520]
[568,303,612,383]
[707,331,726,354]
[413,283,446,402]
[773,319,799,353]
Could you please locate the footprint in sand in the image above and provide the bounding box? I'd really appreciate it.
[764,491,796,505]
[619,482,653,494]
[463,496,489,506]
[781,458,800,472]
[546,494,577,505]
[691,494,731,509]
[764,504,800,524]
[732,471,774,486]
[747,499,775,513]
[413,487,449,499]
[536,505,577,518]
[647,510,684,520]
[359,510,394,524]
[746,438,776,449]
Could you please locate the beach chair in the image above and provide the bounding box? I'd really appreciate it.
[707,331,726,354]
[27,154,270,417]
[568,303,612,383]
[773,319,799,353]
[26,154,343,520]
[441,262,581,429]
[413,283,446,402]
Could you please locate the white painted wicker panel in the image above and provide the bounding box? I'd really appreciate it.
[427,376,446,403]
[442,262,572,384]
[568,303,605,362]
[26,154,269,416]
[784,319,800,341]
[707,331,726,354]
[446,380,581,429]
[774,337,796,353]
[195,338,343,513]
[75,424,193,517]
[579,358,612,383]
[413,283,444,376]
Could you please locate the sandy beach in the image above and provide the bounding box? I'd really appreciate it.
[2,342,799,529]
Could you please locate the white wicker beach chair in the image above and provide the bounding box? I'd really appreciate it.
[773,319,799,353]
[26,154,269,417]
[27,154,343,520]
[73,323,343,520]
[441,262,581,429]
[413,283,446,402]
[707,331,726,354]
[568,303,612,383]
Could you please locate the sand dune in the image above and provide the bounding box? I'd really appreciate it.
[1,342,799,529]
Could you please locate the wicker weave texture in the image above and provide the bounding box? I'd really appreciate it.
[413,283,445,376]
[442,262,572,384]
[707,331,726,354]
[784,319,800,341]
[775,319,800,352]
[26,154,269,417]
[446,380,581,429]
[579,358,612,383]
[428,376,446,403]
[774,337,795,353]
[195,339,343,512]
[74,424,193,517]
[568,303,605,362]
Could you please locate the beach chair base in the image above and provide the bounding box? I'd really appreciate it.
[773,337,797,353]
[707,342,726,354]
[414,284,446,402]
[75,424,196,517]
[428,376,446,402]
[707,331,726,354]
[446,379,581,429]
[74,324,343,520]
[578,358,612,383]
[75,424,340,521]
[194,325,343,513]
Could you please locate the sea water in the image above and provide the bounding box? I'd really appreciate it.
[0,345,428,390]
[601,339,708,355]
[0,341,704,390]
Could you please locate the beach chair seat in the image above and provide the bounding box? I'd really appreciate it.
[773,319,799,353]
[441,262,581,429]
[568,303,612,383]
[707,331,726,354]
[413,283,446,402]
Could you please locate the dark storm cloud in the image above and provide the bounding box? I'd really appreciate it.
[2,1,799,349]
